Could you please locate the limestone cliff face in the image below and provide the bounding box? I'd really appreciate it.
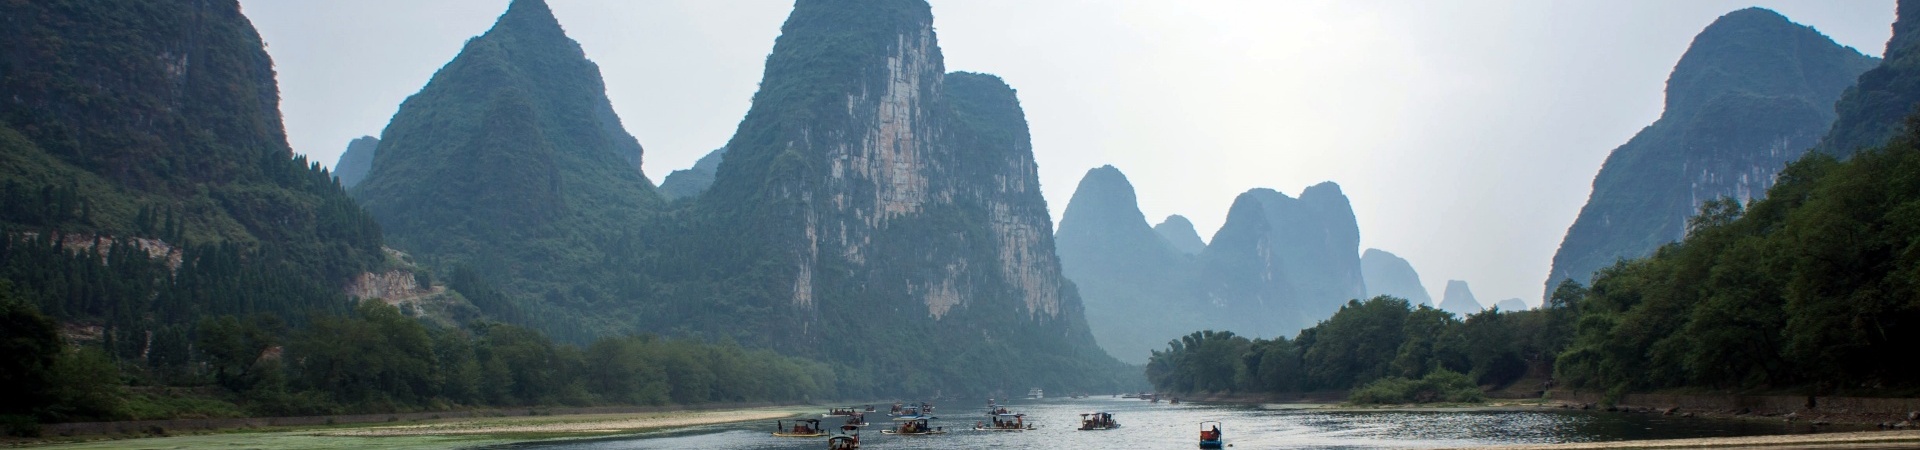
[688,0,1120,393]
[706,0,1069,321]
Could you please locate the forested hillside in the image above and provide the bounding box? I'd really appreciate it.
[350,0,661,339]
[1547,8,1877,297]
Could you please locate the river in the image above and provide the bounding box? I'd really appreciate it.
[492,396,1850,449]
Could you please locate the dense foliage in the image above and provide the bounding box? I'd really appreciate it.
[1556,116,1920,395]
[1146,295,1574,402]
[1,292,835,431]
[1816,0,1920,157]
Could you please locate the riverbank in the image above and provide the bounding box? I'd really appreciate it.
[3,405,811,449]
[1456,430,1920,449]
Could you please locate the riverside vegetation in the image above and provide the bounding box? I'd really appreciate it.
[1148,115,1920,404]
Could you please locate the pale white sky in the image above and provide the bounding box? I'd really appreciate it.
[243,0,1894,305]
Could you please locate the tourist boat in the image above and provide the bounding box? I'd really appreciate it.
[891,402,935,420]
[1027,387,1044,399]
[827,424,861,450]
[1198,421,1224,449]
[823,406,861,417]
[840,413,869,428]
[774,418,828,437]
[864,404,876,412]
[973,413,1035,431]
[881,417,947,435]
[1078,412,1120,430]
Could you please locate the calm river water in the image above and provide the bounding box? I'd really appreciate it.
[493,397,1843,450]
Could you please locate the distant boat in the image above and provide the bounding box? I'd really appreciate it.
[1078,412,1120,430]
[973,412,1035,431]
[774,419,829,437]
[1027,387,1044,399]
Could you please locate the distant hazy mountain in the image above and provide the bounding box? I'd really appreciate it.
[1198,183,1365,337]
[334,136,378,188]
[1818,0,1920,157]
[1546,7,1877,298]
[1361,249,1431,307]
[657,147,724,200]
[1055,166,1199,363]
[1154,215,1207,255]
[1494,298,1529,312]
[1438,280,1483,317]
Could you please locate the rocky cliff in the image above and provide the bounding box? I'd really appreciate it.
[1818,0,1920,157]
[1055,165,1199,363]
[1197,183,1365,338]
[674,0,1128,395]
[1361,248,1431,307]
[1546,8,1876,297]
[1438,280,1483,317]
[334,136,378,188]
[1154,215,1207,255]
[657,147,725,200]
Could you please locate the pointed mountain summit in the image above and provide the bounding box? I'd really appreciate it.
[1361,249,1431,307]
[1818,0,1920,156]
[1438,280,1483,317]
[657,147,725,200]
[1546,8,1875,297]
[1198,182,1365,337]
[334,136,378,189]
[1056,165,1197,363]
[670,0,1126,394]
[351,0,658,325]
[1154,215,1207,255]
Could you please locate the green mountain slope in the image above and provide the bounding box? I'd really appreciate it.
[1817,0,1920,157]
[0,0,383,295]
[1546,8,1877,297]
[657,147,725,200]
[350,0,659,336]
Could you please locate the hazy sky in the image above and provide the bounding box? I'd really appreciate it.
[242,0,1894,306]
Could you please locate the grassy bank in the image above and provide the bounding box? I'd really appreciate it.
[5,406,810,449]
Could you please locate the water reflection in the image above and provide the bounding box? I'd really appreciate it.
[493,397,1832,450]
